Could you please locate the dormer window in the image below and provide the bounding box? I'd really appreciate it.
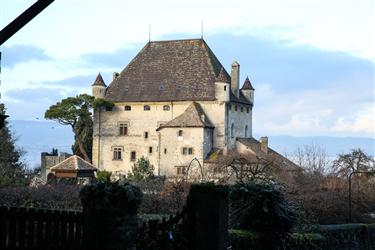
[159,85,165,91]
[163,105,170,111]
[144,105,151,111]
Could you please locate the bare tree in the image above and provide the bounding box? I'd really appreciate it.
[332,148,375,178]
[291,144,330,177]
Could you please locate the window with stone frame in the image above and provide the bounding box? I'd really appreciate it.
[182,147,193,155]
[113,147,122,160]
[176,166,186,175]
[163,105,170,111]
[149,147,153,154]
[178,130,183,137]
[144,105,151,111]
[119,123,128,136]
[124,105,131,111]
[131,151,136,161]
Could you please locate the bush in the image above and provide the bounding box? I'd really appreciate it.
[230,180,297,247]
[80,181,142,212]
[96,170,112,183]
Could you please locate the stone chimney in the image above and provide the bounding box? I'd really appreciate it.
[260,136,268,154]
[113,72,119,80]
[231,61,240,98]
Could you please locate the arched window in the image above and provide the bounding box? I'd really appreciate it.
[144,105,150,111]
[245,125,248,137]
[163,105,170,111]
[231,123,234,138]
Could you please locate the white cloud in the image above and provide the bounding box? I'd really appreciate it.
[2,0,374,60]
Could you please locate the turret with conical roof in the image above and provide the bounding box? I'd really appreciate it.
[92,73,107,99]
[241,76,255,104]
[215,67,230,102]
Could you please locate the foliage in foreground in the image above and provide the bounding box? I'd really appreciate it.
[127,156,155,181]
[230,180,297,247]
[0,103,28,187]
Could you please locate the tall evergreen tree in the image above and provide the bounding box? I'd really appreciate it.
[0,103,26,186]
[72,114,93,161]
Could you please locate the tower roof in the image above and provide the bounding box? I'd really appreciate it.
[104,38,249,104]
[92,73,107,87]
[216,67,230,83]
[241,76,255,90]
[157,102,214,130]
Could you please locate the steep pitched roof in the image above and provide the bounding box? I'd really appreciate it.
[50,155,97,172]
[241,76,254,90]
[216,67,230,83]
[92,73,107,87]
[104,38,248,103]
[157,102,214,130]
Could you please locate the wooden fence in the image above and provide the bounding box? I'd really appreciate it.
[0,206,83,250]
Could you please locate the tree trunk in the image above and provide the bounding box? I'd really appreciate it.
[72,126,91,162]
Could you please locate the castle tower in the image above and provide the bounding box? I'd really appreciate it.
[91,73,107,99]
[215,67,230,102]
[241,76,255,104]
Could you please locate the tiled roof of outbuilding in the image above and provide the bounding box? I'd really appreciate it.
[50,155,97,172]
[157,102,214,130]
[104,39,249,104]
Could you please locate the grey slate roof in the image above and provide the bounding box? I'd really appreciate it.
[50,155,97,171]
[157,102,214,130]
[104,38,249,104]
[242,76,254,90]
[92,73,107,87]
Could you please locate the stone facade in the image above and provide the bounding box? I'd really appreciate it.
[40,149,72,180]
[92,39,255,177]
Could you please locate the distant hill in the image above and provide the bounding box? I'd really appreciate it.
[7,120,375,168]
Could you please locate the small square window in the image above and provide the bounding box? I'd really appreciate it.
[144,105,151,111]
[182,147,188,155]
[144,132,148,139]
[131,151,136,161]
[149,147,153,154]
[106,106,113,111]
[125,105,131,111]
[178,130,183,137]
[163,105,170,111]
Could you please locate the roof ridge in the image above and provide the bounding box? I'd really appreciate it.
[50,155,73,170]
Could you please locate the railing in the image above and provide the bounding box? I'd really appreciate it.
[0,206,83,250]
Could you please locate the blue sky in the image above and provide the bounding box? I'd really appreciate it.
[0,0,374,138]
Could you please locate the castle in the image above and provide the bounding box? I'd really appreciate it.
[91,39,258,176]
